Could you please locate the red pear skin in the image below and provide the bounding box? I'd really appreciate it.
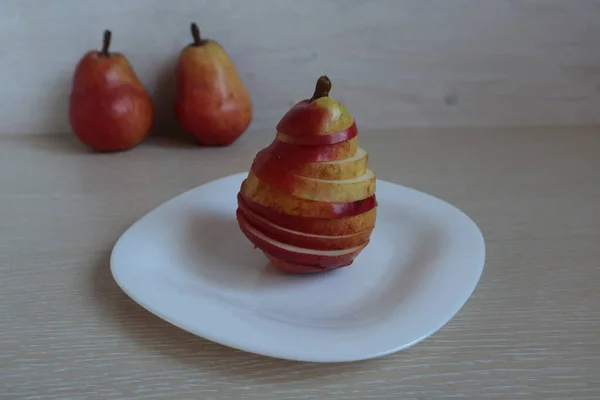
[276,76,354,137]
[69,30,154,152]
[276,122,358,145]
[174,23,252,146]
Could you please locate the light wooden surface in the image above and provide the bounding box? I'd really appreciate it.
[1,128,599,399]
[2,0,600,135]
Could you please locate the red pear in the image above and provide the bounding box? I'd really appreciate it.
[69,30,154,152]
[236,76,378,274]
[174,23,253,146]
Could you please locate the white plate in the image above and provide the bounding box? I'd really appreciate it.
[110,172,485,363]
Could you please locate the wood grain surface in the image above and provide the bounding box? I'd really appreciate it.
[2,0,600,135]
[1,128,599,399]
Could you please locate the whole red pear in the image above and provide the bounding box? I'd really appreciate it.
[174,23,253,146]
[69,30,154,152]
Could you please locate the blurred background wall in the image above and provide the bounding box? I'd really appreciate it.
[1,0,599,135]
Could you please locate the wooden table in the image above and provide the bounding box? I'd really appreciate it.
[2,128,599,399]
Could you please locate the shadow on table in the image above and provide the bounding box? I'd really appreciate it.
[30,128,201,156]
[91,252,388,383]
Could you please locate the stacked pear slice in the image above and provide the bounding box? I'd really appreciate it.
[236,76,377,274]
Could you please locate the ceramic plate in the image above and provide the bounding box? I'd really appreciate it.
[110,172,485,362]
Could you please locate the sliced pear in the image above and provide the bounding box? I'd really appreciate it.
[237,207,372,251]
[238,193,377,236]
[241,175,376,218]
[237,216,368,270]
[249,167,375,203]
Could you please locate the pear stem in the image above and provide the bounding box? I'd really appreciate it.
[191,23,203,46]
[100,30,111,57]
[310,75,332,102]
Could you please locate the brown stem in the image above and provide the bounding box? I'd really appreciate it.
[310,75,332,102]
[191,23,203,46]
[100,30,111,57]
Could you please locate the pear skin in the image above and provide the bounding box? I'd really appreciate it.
[174,23,252,146]
[69,30,154,152]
